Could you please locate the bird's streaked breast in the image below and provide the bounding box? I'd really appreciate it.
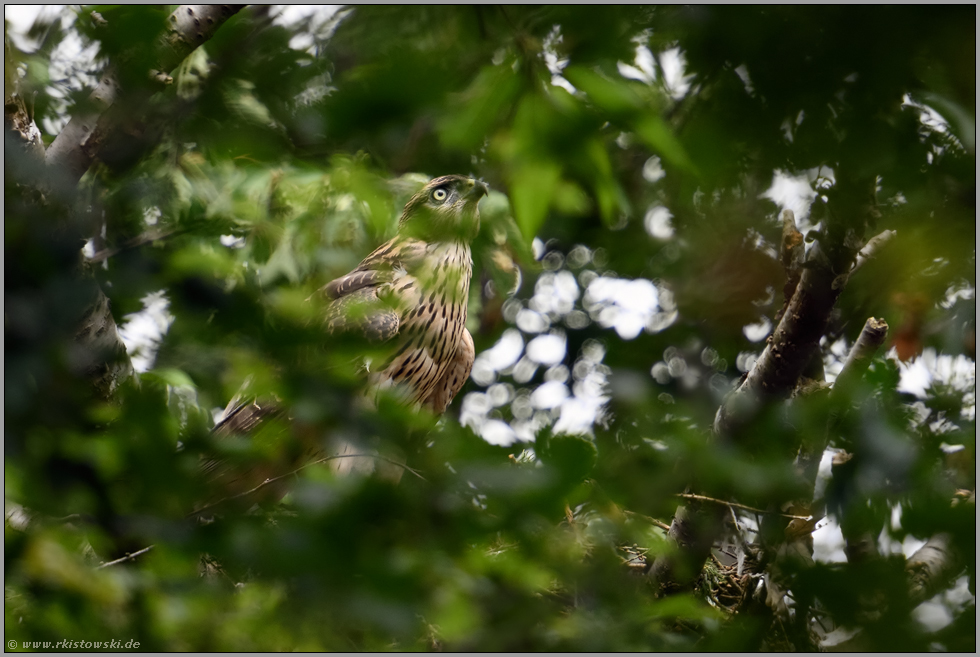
[378,239,472,406]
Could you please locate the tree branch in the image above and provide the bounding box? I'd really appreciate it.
[71,283,136,400]
[22,6,245,401]
[852,229,897,273]
[675,493,812,521]
[829,450,881,563]
[96,545,155,569]
[4,31,46,163]
[45,5,245,184]
[650,240,854,590]
[831,317,890,397]
[906,496,971,607]
[795,317,889,494]
[86,228,184,264]
[715,240,848,436]
[651,180,877,591]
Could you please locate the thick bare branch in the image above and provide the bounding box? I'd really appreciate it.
[650,240,850,589]
[906,531,968,607]
[646,498,726,591]
[651,181,877,591]
[795,317,889,492]
[42,68,119,183]
[5,31,46,162]
[45,5,245,183]
[26,6,245,400]
[829,450,881,563]
[831,317,890,397]
[715,239,848,436]
[774,209,805,326]
[852,229,897,273]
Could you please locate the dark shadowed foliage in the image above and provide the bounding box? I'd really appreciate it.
[5,5,974,651]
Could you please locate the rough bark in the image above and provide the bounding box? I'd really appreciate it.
[852,229,897,273]
[650,240,854,589]
[826,499,972,649]
[714,239,849,436]
[650,178,876,591]
[4,31,46,163]
[906,532,964,607]
[829,450,882,564]
[3,92,44,160]
[647,499,727,591]
[12,6,246,400]
[796,317,889,494]
[830,317,890,398]
[45,5,245,184]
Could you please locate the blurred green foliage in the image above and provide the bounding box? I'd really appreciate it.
[5,5,975,651]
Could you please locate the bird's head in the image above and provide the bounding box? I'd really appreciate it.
[398,175,488,242]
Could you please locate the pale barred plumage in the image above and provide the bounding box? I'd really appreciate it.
[323,174,486,413]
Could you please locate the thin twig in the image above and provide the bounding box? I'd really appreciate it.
[87,228,183,263]
[188,453,426,519]
[675,493,812,521]
[97,545,154,569]
[623,509,672,531]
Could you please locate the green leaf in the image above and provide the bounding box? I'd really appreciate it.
[564,65,643,116]
[508,159,561,241]
[634,115,697,174]
[585,138,630,225]
[645,595,724,622]
[143,368,196,390]
[440,62,523,150]
[259,225,301,285]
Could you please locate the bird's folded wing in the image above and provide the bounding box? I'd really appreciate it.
[323,268,385,299]
[322,238,424,344]
[324,285,400,343]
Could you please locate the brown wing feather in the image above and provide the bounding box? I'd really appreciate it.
[324,286,399,343]
[324,269,384,300]
[321,237,409,343]
[322,237,397,299]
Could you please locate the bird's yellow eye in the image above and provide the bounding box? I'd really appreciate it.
[432,188,448,203]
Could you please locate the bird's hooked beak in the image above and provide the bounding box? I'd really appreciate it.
[464,178,490,202]
[458,179,487,239]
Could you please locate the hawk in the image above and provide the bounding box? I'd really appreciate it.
[322,174,487,476]
[323,174,487,413]
[203,175,487,500]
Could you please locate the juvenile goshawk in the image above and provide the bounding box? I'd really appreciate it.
[205,175,487,494]
[323,174,487,413]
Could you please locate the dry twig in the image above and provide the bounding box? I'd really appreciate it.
[97,545,155,569]
[675,493,812,521]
